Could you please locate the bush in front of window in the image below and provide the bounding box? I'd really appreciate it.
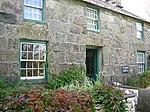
[45,65,85,89]
[126,70,150,88]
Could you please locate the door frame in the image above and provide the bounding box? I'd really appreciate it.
[86,47,98,80]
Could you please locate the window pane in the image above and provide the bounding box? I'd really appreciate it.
[22,43,27,51]
[21,70,26,77]
[29,0,33,5]
[39,62,44,68]
[27,61,32,68]
[27,44,33,51]
[34,44,40,51]
[28,52,33,60]
[39,69,44,76]
[22,52,27,59]
[137,31,142,39]
[40,52,45,60]
[24,0,29,4]
[40,44,46,51]
[27,69,32,77]
[136,23,142,31]
[38,1,42,7]
[34,52,39,60]
[34,0,38,6]
[33,69,38,76]
[21,62,26,68]
[33,62,38,68]
[24,12,28,18]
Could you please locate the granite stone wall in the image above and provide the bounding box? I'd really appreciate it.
[0,0,150,82]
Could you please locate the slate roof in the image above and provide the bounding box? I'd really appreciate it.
[82,0,149,23]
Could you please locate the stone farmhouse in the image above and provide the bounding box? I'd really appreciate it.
[0,0,150,83]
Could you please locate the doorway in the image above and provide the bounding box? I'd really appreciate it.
[86,48,98,80]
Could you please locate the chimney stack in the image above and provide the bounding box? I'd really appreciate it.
[106,0,123,8]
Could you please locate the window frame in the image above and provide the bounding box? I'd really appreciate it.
[23,0,44,22]
[19,39,47,81]
[137,51,145,73]
[86,6,99,32]
[136,22,144,40]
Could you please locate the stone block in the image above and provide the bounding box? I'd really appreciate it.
[0,12,17,24]
[0,37,8,48]
[51,51,65,63]
[66,33,77,43]
[1,1,21,14]
[53,32,67,42]
[7,63,18,75]
[0,22,5,36]
[80,45,86,52]
[70,25,82,34]
[0,63,7,74]
[137,88,150,112]
[52,43,79,52]
[49,20,63,31]
[74,16,86,26]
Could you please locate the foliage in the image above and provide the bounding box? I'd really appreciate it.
[0,73,31,99]
[61,71,94,91]
[0,87,93,112]
[61,70,102,92]
[45,65,85,89]
[92,85,127,112]
[0,74,8,98]
[126,70,150,88]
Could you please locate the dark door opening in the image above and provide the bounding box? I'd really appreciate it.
[86,48,98,80]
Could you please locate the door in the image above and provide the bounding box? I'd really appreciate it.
[86,48,98,80]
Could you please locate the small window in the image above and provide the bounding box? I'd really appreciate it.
[23,0,44,21]
[86,7,99,31]
[136,22,143,39]
[20,40,47,80]
[137,52,145,73]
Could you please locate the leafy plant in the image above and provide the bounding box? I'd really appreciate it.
[126,70,150,88]
[92,85,127,112]
[0,88,93,112]
[0,73,31,99]
[45,65,85,89]
[62,71,102,92]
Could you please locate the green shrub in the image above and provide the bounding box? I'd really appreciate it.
[92,85,127,112]
[126,70,150,88]
[0,73,31,99]
[45,65,85,89]
[0,74,8,98]
[62,74,94,92]
[0,88,93,112]
[61,72,102,92]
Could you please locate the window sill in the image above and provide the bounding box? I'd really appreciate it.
[23,18,45,24]
[87,29,100,33]
[137,38,144,41]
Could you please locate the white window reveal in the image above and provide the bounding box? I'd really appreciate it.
[86,7,99,31]
[20,42,46,80]
[137,52,145,73]
[24,0,43,21]
[136,22,143,39]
